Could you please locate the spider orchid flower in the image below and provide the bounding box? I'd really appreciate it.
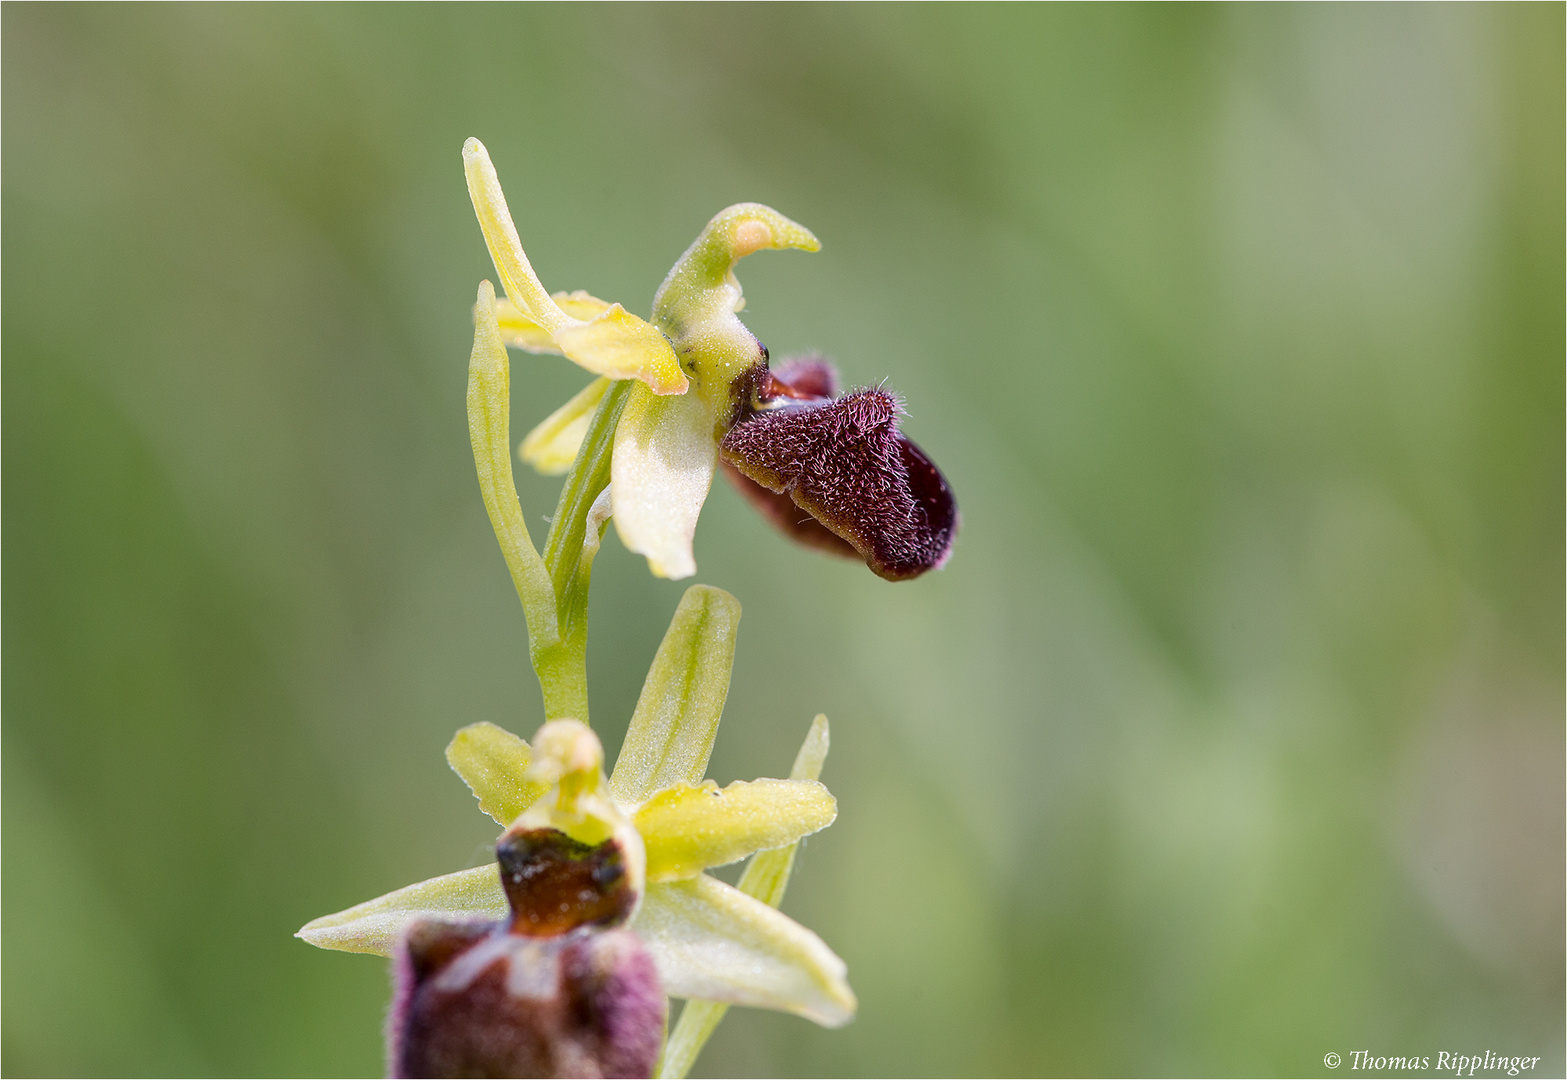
[464,138,957,582]
[298,587,856,1074]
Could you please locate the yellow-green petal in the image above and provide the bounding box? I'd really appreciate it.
[295,865,506,957]
[552,305,689,396]
[610,383,718,580]
[520,376,611,475]
[551,291,616,322]
[609,585,740,805]
[634,874,856,1029]
[637,778,836,882]
[445,722,549,827]
[493,296,561,354]
[494,292,615,354]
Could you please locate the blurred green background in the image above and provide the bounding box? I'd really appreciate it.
[4,5,1561,1077]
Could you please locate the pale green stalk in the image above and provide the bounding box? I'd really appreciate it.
[531,378,633,722]
[469,277,633,723]
[658,715,831,1079]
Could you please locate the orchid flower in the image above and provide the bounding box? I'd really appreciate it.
[464,138,957,583]
[298,587,856,1074]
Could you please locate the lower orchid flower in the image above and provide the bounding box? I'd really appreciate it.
[463,138,957,583]
[298,588,855,1075]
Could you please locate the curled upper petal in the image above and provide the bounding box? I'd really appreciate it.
[633,874,856,1028]
[637,778,836,882]
[651,203,819,423]
[296,865,507,957]
[653,204,820,346]
[610,383,718,580]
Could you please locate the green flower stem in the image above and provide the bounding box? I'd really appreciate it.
[658,715,831,1079]
[530,377,634,722]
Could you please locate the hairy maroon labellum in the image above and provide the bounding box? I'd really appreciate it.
[720,357,958,581]
[388,830,663,1079]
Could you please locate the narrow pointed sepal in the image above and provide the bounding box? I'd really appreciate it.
[463,139,568,335]
[468,280,559,639]
[463,137,688,395]
[609,585,740,805]
[634,874,856,1028]
[296,865,507,957]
